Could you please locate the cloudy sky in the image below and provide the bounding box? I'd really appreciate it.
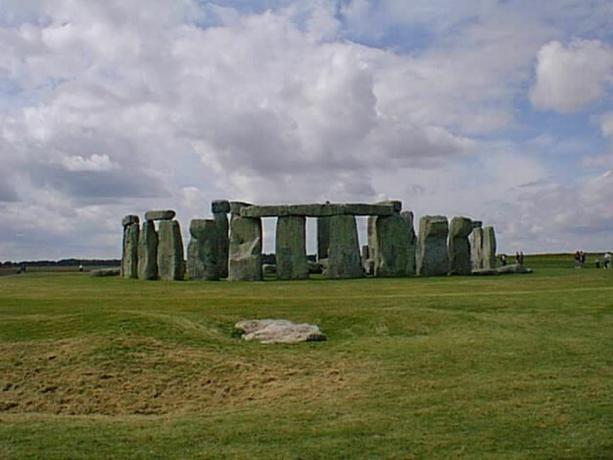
[1,0,613,260]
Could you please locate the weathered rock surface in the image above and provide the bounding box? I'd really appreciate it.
[211,199,230,214]
[326,215,363,278]
[400,211,417,275]
[308,261,323,274]
[229,201,252,215]
[262,264,277,275]
[138,220,158,280]
[213,212,229,278]
[90,268,120,277]
[157,220,185,281]
[235,319,326,344]
[369,212,415,277]
[122,215,139,227]
[144,210,176,221]
[240,203,395,218]
[276,216,309,280]
[482,226,497,270]
[470,227,484,270]
[187,219,219,281]
[317,216,330,260]
[416,215,449,276]
[121,221,139,279]
[228,214,262,281]
[472,264,533,276]
[448,217,473,275]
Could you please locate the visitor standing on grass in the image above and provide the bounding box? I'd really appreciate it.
[604,252,611,269]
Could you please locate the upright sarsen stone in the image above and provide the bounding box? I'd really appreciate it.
[416,215,449,276]
[482,226,497,270]
[448,217,473,275]
[276,216,309,280]
[400,211,417,275]
[157,220,185,281]
[228,202,262,281]
[187,219,219,281]
[317,216,330,261]
[121,215,139,279]
[470,225,484,270]
[137,220,158,280]
[369,212,415,277]
[326,215,363,279]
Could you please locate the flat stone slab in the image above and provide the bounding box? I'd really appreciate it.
[145,210,176,221]
[240,203,396,218]
[472,264,533,276]
[234,319,327,344]
[90,268,120,277]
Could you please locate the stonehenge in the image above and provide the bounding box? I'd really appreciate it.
[120,201,508,282]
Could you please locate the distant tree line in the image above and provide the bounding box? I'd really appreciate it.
[0,259,121,267]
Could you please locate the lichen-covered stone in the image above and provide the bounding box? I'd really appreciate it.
[137,220,158,280]
[317,216,330,260]
[211,199,230,214]
[400,211,417,275]
[416,215,449,276]
[470,227,484,270]
[187,219,219,281]
[276,216,309,280]
[157,220,185,281]
[482,226,497,270]
[229,201,252,215]
[239,203,395,218]
[228,214,262,281]
[234,319,326,344]
[144,210,176,221]
[213,212,229,278]
[448,217,473,275]
[121,222,139,279]
[122,215,139,227]
[326,215,363,279]
[369,212,415,277]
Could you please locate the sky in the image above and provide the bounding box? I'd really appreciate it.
[0,0,613,260]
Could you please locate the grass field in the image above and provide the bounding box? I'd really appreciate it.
[0,255,611,459]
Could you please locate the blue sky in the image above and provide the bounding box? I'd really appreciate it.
[0,0,612,259]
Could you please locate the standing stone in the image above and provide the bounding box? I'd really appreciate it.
[276,216,309,280]
[400,211,417,275]
[157,220,185,281]
[326,215,363,279]
[369,213,415,277]
[482,226,497,270]
[187,219,219,281]
[137,220,158,280]
[121,216,139,279]
[317,216,330,261]
[416,216,449,276]
[470,226,484,270]
[448,217,473,275]
[228,202,262,281]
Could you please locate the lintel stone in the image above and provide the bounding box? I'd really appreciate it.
[145,210,176,221]
[240,202,395,218]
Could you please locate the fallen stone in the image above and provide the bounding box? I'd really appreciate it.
[495,263,533,274]
[157,220,185,281]
[121,221,139,279]
[137,220,158,280]
[416,215,449,276]
[144,210,176,221]
[122,215,139,227]
[448,217,473,275]
[471,268,497,276]
[276,216,309,280]
[90,268,120,277]
[228,214,262,281]
[235,319,326,344]
[211,199,230,214]
[187,219,219,281]
[482,226,497,270]
[326,215,363,279]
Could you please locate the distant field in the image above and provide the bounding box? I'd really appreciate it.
[0,254,611,459]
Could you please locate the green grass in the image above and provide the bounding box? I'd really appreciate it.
[0,254,612,459]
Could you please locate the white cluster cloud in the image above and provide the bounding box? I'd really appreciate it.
[530,39,613,113]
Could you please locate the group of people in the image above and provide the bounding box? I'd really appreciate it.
[594,252,612,269]
[499,251,524,266]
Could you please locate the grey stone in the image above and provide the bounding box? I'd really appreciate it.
[121,222,139,279]
[213,212,229,278]
[235,319,326,344]
[470,227,484,270]
[144,210,176,221]
[472,220,483,229]
[416,215,449,276]
[229,201,252,215]
[448,217,473,275]
[482,226,497,270]
[187,219,219,281]
[326,215,363,279]
[308,261,323,274]
[157,220,185,281]
[317,216,330,260]
[276,216,309,280]
[376,200,402,213]
[211,199,230,214]
[137,220,158,280]
[262,264,277,275]
[239,202,395,218]
[228,214,262,281]
[90,268,120,277]
[369,212,415,277]
[400,211,417,275]
[495,263,532,274]
[122,215,139,227]
[471,268,497,276]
